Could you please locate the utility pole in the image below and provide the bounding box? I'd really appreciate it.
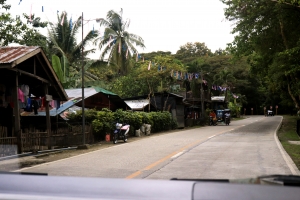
[200,71,205,119]
[81,12,85,145]
[197,62,205,120]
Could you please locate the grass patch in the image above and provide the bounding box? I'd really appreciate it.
[278,115,300,169]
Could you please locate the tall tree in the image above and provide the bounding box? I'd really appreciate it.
[0,0,48,48]
[213,69,236,102]
[175,42,213,64]
[221,0,300,110]
[94,9,145,75]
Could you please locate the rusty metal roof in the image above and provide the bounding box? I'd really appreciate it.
[0,46,40,64]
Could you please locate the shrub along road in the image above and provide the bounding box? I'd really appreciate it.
[14,116,299,179]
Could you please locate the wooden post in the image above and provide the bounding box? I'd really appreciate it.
[44,84,51,149]
[148,94,150,112]
[34,57,36,75]
[13,72,22,154]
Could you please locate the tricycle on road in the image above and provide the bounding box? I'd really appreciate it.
[216,109,231,125]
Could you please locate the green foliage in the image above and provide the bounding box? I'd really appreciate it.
[175,42,213,64]
[52,55,64,82]
[66,108,176,139]
[110,55,186,98]
[91,108,114,139]
[67,109,98,123]
[139,112,153,125]
[147,112,174,132]
[278,115,300,169]
[48,12,98,64]
[0,1,48,53]
[48,11,100,88]
[228,102,240,118]
[110,74,149,98]
[221,0,300,109]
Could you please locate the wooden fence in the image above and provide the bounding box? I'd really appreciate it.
[0,123,93,157]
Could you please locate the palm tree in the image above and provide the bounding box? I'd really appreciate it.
[48,12,97,63]
[213,69,236,101]
[187,61,213,119]
[94,9,145,75]
[48,12,99,86]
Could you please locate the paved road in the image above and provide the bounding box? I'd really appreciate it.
[18,116,296,179]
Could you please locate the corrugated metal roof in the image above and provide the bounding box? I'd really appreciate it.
[65,87,98,99]
[125,99,149,110]
[211,96,225,102]
[94,87,116,96]
[0,46,39,64]
[65,87,116,99]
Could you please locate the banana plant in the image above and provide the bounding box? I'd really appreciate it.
[52,55,100,88]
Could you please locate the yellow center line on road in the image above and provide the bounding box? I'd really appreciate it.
[125,139,203,179]
[125,126,242,179]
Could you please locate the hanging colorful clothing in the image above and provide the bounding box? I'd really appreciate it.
[18,88,24,103]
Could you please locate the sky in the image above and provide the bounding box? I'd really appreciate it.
[7,0,235,59]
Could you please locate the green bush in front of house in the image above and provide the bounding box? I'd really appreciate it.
[92,108,115,140]
[148,111,176,132]
[67,108,177,140]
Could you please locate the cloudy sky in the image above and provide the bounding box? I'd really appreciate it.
[7,0,234,58]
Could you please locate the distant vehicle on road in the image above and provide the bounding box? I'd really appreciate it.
[267,110,274,116]
[216,109,231,125]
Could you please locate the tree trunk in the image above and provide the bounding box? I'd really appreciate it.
[287,82,299,109]
[279,20,289,50]
[279,20,300,109]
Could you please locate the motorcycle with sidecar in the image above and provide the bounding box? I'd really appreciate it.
[216,109,231,125]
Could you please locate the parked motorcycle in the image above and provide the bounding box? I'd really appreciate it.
[113,122,130,144]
